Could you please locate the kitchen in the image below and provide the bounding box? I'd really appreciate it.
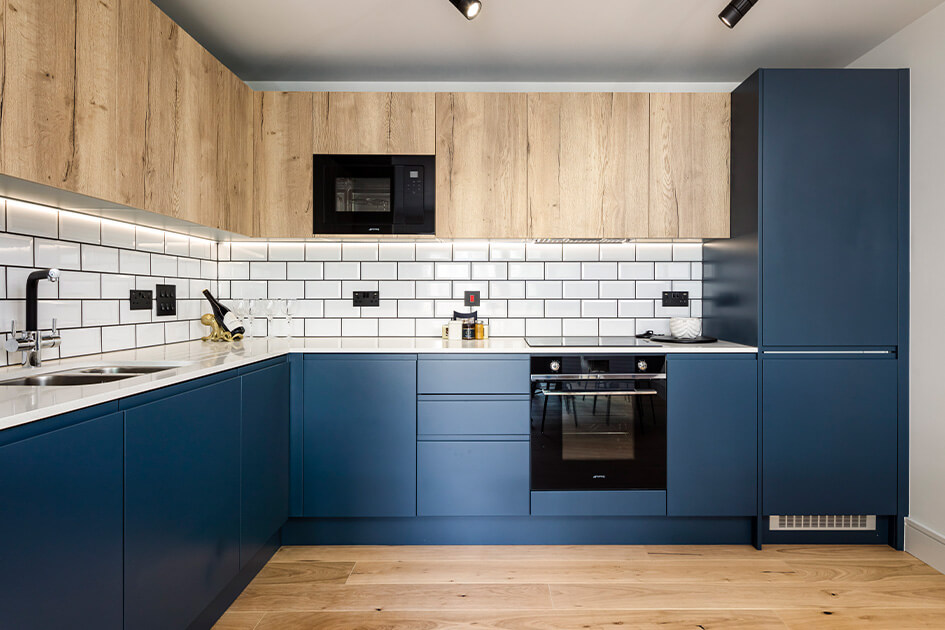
[0,0,942,628]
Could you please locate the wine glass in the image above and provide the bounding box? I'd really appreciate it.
[234,300,248,335]
[264,300,276,338]
[285,300,297,337]
[246,299,258,338]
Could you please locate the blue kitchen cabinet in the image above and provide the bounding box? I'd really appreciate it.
[667,355,757,517]
[418,354,530,395]
[0,404,123,630]
[124,376,242,630]
[760,70,903,348]
[240,360,290,567]
[418,440,530,516]
[303,355,418,517]
[763,356,898,516]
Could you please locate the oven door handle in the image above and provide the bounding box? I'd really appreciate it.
[531,374,665,382]
[537,390,659,397]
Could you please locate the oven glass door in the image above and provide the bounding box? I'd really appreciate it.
[315,157,397,233]
[530,375,667,490]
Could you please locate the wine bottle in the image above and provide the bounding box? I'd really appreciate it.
[202,289,245,336]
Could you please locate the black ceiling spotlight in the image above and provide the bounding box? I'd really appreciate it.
[719,0,758,28]
[449,0,482,20]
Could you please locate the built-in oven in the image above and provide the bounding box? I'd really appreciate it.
[314,154,435,235]
[530,355,667,491]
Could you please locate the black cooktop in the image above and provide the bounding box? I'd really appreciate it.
[525,336,718,347]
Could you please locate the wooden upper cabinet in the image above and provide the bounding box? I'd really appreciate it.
[435,93,528,239]
[527,93,649,239]
[313,92,435,155]
[219,70,254,236]
[649,92,731,239]
[254,91,315,238]
[1,0,77,189]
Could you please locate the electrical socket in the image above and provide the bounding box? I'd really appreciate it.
[661,291,689,307]
[353,291,380,307]
[129,289,152,310]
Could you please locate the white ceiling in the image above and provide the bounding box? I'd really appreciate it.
[151,0,945,83]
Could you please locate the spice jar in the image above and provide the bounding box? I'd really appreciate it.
[462,320,476,340]
[475,320,485,340]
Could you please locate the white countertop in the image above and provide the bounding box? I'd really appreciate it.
[0,336,756,433]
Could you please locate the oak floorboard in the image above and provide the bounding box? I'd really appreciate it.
[211,610,266,630]
[252,562,355,585]
[252,609,789,630]
[549,582,945,610]
[272,545,650,563]
[230,583,554,613]
[640,544,912,561]
[776,607,945,629]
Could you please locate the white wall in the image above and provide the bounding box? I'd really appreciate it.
[851,3,945,569]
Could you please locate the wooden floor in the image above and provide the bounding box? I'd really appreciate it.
[215,545,945,629]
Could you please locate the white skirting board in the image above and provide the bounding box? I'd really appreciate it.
[905,518,945,575]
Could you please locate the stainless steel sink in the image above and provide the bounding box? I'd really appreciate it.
[0,373,139,386]
[0,362,190,386]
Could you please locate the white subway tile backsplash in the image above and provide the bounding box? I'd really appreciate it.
[342,242,379,261]
[250,262,287,280]
[489,281,525,299]
[691,262,703,280]
[268,280,305,299]
[361,262,398,280]
[618,262,655,280]
[545,262,581,280]
[57,271,100,299]
[268,242,306,261]
[478,300,507,318]
[101,220,136,249]
[79,245,118,273]
[415,281,452,298]
[101,274,135,299]
[673,243,703,262]
[150,254,178,277]
[341,280,379,294]
[324,262,360,280]
[119,250,150,275]
[0,233,33,266]
[178,258,201,279]
[435,262,470,280]
[362,301,397,318]
[564,319,599,336]
[600,319,638,336]
[508,262,544,280]
[526,318,562,336]
[452,281,489,299]
[636,318,671,335]
[636,243,673,261]
[378,243,415,261]
[490,318,525,337]
[379,318,415,337]
[526,243,562,261]
[599,281,636,299]
[343,318,378,336]
[508,300,544,318]
[379,280,415,299]
[599,243,636,261]
[655,262,691,280]
[416,242,452,261]
[655,302,690,317]
[59,327,101,358]
[452,242,490,261]
[690,299,703,318]
[398,300,435,318]
[306,242,341,261]
[527,281,563,299]
[164,320,192,344]
[136,322,165,347]
[582,262,618,280]
[101,324,136,352]
[618,300,654,318]
[673,280,703,299]
[219,261,249,280]
[434,300,465,319]
[6,201,58,238]
[201,260,217,280]
[294,300,324,318]
[305,281,342,299]
[135,227,165,253]
[44,300,82,328]
[35,239,81,270]
[636,280,673,299]
[164,234,189,256]
[471,262,507,280]
[230,242,268,261]
[60,213,101,245]
[490,242,526,261]
[562,281,598,299]
[189,238,213,260]
[287,262,323,280]
[399,262,435,280]
[306,318,341,337]
[83,300,120,326]
[563,243,600,261]
[544,300,581,318]
[582,300,618,318]
[231,281,268,299]
[325,300,360,318]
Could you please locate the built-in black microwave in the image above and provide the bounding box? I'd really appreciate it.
[313,154,435,235]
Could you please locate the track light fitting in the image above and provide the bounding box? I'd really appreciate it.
[449,0,482,20]
[719,0,758,28]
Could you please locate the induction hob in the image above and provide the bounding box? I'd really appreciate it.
[525,336,663,348]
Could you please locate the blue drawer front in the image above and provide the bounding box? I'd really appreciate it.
[418,441,530,516]
[418,355,530,395]
[530,491,667,516]
[418,396,530,436]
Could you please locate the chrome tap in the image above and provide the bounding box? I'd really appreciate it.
[4,268,62,367]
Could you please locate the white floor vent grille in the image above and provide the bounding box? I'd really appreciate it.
[769,515,877,531]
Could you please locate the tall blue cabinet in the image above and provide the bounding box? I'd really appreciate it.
[704,69,909,546]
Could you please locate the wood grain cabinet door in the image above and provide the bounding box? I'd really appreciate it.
[649,92,731,238]
[314,92,434,155]
[435,92,529,238]
[253,91,315,237]
[527,93,649,239]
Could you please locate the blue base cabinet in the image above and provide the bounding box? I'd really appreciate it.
[303,355,418,517]
[240,360,290,568]
[124,377,242,630]
[418,440,529,516]
[0,405,124,630]
[667,355,758,517]
[763,356,898,516]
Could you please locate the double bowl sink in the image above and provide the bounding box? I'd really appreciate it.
[0,363,189,387]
